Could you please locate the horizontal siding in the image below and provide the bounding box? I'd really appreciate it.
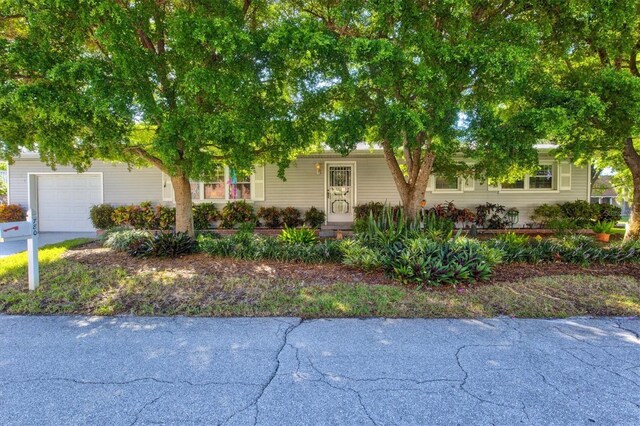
[260,154,589,224]
[8,160,163,208]
[9,153,590,225]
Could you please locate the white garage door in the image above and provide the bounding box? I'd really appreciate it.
[37,174,103,232]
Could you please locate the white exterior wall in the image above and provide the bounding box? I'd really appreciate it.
[8,152,590,226]
[8,159,163,208]
[259,153,589,225]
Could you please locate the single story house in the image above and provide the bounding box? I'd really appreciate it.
[6,145,590,232]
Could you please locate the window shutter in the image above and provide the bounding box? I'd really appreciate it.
[251,165,265,201]
[463,176,475,191]
[559,162,571,190]
[161,173,174,201]
[426,175,435,191]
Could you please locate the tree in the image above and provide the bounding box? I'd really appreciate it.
[0,0,314,236]
[525,1,640,238]
[284,0,544,217]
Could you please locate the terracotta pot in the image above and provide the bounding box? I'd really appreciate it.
[595,233,610,243]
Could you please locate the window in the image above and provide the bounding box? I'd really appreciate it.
[529,165,553,189]
[500,164,555,191]
[435,176,460,191]
[229,172,251,200]
[172,165,264,203]
[204,168,225,200]
[501,179,525,189]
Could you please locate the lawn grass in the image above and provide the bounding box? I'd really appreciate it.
[1,239,639,318]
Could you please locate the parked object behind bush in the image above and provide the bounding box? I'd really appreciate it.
[89,204,116,229]
[304,206,326,228]
[257,206,281,228]
[219,201,256,228]
[0,204,26,223]
[281,207,302,227]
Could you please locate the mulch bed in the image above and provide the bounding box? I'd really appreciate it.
[64,243,640,288]
[64,243,395,286]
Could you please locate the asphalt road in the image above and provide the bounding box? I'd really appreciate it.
[1,316,639,425]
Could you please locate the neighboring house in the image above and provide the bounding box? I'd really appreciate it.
[7,146,590,232]
[591,175,630,216]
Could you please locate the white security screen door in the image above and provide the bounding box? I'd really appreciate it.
[326,163,355,222]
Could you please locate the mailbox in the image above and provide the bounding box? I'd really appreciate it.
[0,220,34,242]
[0,211,39,290]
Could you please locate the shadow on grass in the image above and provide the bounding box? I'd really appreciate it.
[0,238,94,283]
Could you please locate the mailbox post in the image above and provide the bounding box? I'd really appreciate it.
[0,209,39,290]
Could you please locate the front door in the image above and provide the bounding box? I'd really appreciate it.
[326,163,355,222]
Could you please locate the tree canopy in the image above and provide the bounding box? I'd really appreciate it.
[0,0,318,234]
[279,0,547,216]
[519,0,640,237]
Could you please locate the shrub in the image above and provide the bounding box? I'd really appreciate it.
[559,200,598,227]
[103,229,152,252]
[281,206,302,227]
[475,203,511,229]
[257,206,281,228]
[592,220,615,234]
[340,239,384,271]
[382,236,502,286]
[548,218,578,237]
[197,233,341,263]
[0,204,26,223]
[531,204,563,227]
[278,226,318,245]
[304,206,326,228]
[354,207,454,247]
[429,201,476,226]
[193,203,217,230]
[219,201,256,228]
[486,234,640,265]
[111,203,175,230]
[128,232,195,258]
[89,204,115,229]
[354,202,386,220]
[595,204,622,223]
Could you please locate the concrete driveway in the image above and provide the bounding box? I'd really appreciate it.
[0,232,96,257]
[0,316,638,425]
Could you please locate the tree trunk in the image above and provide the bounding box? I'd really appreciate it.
[622,138,640,240]
[381,139,435,219]
[171,173,195,237]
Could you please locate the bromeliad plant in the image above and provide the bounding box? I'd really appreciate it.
[278,226,318,245]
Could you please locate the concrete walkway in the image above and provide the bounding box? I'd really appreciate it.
[0,232,96,257]
[0,316,639,425]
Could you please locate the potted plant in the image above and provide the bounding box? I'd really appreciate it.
[592,220,615,242]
